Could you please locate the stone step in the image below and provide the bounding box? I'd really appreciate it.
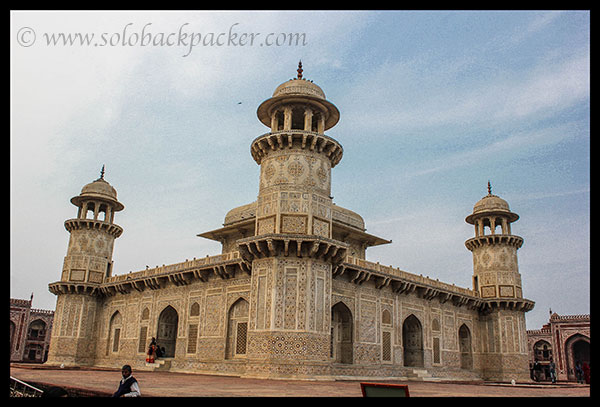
[155,360,171,372]
[406,368,434,381]
[146,359,171,371]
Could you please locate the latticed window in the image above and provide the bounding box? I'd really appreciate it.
[138,326,148,353]
[112,328,120,352]
[235,322,248,355]
[433,337,441,364]
[382,331,391,361]
[187,324,198,354]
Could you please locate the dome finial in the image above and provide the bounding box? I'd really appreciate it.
[297,60,303,79]
[487,180,492,195]
[100,164,105,180]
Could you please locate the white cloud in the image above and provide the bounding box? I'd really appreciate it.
[396,121,577,180]
[493,51,589,120]
[340,44,589,134]
[497,11,563,49]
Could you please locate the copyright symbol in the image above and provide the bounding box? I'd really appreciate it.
[17,27,36,47]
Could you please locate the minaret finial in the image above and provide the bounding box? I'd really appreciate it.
[297,60,303,79]
[487,180,492,195]
[100,164,105,180]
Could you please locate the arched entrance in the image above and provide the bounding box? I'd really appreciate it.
[331,302,353,364]
[459,324,473,369]
[403,314,423,367]
[157,306,178,358]
[565,334,590,381]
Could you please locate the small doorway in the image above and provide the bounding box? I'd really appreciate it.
[459,324,473,369]
[157,306,178,358]
[331,302,353,364]
[402,314,423,367]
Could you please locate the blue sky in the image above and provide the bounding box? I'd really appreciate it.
[11,10,589,330]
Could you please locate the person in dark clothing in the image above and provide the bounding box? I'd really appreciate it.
[112,364,141,397]
[549,359,557,383]
[533,360,541,382]
[575,361,585,384]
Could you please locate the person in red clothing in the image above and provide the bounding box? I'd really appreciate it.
[582,362,590,384]
[146,337,157,363]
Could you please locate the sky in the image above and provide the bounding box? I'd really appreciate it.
[11,10,589,331]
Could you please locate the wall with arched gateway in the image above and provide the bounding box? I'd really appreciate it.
[527,312,590,382]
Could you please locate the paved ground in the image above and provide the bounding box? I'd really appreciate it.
[10,364,590,397]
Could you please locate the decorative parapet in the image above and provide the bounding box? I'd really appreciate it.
[48,248,535,314]
[337,256,534,313]
[237,233,348,265]
[526,328,552,335]
[64,218,123,238]
[465,234,523,250]
[104,251,244,284]
[549,313,590,321]
[29,308,55,315]
[250,130,343,168]
[10,298,31,307]
[478,298,535,313]
[341,256,477,297]
[335,256,484,310]
[48,281,100,296]
[49,251,248,298]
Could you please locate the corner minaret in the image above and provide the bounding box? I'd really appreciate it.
[47,167,124,366]
[56,166,124,288]
[464,183,534,382]
[465,182,524,299]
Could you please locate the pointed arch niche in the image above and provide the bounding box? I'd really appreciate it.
[459,324,473,369]
[106,311,122,356]
[402,314,423,367]
[225,298,249,359]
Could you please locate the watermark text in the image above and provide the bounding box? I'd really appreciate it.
[16,22,308,57]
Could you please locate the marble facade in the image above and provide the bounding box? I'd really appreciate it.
[46,63,535,382]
